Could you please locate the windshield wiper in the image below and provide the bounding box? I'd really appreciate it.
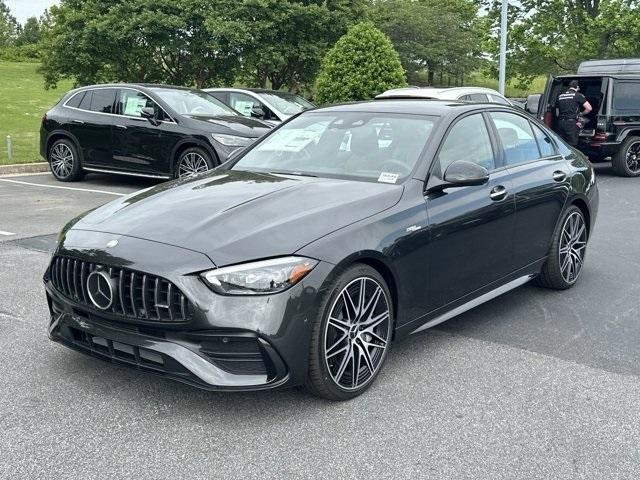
[269,171,318,178]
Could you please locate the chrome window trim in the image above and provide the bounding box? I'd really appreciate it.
[63,86,177,124]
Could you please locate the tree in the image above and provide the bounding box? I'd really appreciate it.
[0,0,18,47]
[315,22,406,103]
[371,0,486,85]
[16,16,42,46]
[484,0,640,87]
[39,0,242,89]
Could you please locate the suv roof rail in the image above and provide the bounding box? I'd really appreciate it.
[577,58,640,75]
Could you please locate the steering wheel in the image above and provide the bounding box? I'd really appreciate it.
[380,159,412,177]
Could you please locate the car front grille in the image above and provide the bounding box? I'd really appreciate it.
[49,256,191,322]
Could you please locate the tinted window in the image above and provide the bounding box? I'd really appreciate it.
[468,93,489,102]
[90,88,116,113]
[151,88,237,116]
[613,82,640,111]
[488,94,511,105]
[79,90,92,110]
[489,111,541,165]
[117,89,167,120]
[66,92,85,108]
[531,123,556,157]
[436,114,495,175]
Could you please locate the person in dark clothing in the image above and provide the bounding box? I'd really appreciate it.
[555,80,592,146]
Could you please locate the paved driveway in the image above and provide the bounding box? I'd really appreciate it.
[0,166,638,479]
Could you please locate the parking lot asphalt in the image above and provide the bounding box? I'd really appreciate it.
[1,165,639,479]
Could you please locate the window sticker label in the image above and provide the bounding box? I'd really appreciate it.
[233,100,254,116]
[378,172,399,184]
[124,97,147,116]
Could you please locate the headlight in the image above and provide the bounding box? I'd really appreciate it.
[211,133,254,147]
[201,256,318,295]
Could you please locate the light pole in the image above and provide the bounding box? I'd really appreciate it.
[498,0,508,95]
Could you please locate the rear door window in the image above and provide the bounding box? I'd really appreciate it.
[468,93,489,102]
[489,111,541,165]
[89,88,116,114]
[613,82,640,112]
[488,93,511,105]
[531,123,557,157]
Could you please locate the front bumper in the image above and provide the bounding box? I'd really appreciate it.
[45,232,332,391]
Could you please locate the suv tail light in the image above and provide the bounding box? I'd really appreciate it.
[596,115,608,131]
[592,132,609,142]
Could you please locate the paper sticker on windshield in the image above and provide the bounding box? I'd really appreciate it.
[378,172,399,184]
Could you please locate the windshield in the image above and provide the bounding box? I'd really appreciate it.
[231,112,437,183]
[151,88,237,116]
[256,91,315,115]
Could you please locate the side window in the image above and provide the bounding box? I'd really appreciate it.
[613,82,640,112]
[531,122,557,157]
[66,92,85,108]
[79,90,92,110]
[89,88,116,113]
[458,95,472,101]
[435,114,495,177]
[229,92,260,117]
[117,89,165,119]
[468,93,489,102]
[208,91,229,105]
[489,111,541,165]
[488,94,511,106]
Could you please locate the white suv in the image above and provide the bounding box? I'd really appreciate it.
[376,86,513,105]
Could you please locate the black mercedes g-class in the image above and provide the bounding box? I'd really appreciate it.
[538,58,640,177]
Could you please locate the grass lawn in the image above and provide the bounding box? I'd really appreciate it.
[0,61,73,165]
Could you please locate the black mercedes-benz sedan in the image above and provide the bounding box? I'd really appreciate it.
[40,84,271,182]
[45,100,599,400]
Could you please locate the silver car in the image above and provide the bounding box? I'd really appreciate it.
[376,86,514,105]
[205,88,315,126]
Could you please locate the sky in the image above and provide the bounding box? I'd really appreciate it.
[5,0,59,24]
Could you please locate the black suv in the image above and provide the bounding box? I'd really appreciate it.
[40,84,271,182]
[538,58,640,176]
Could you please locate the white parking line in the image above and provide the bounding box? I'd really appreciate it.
[0,230,16,236]
[0,178,125,196]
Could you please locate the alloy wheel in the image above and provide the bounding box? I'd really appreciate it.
[324,277,391,390]
[559,211,587,284]
[178,152,209,178]
[50,143,74,179]
[625,141,640,173]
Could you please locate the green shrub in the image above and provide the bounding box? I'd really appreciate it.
[316,22,406,104]
[0,44,40,62]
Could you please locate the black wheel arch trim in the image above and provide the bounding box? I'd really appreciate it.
[45,129,83,163]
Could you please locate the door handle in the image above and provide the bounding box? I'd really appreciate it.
[115,125,127,130]
[489,185,508,201]
[553,170,567,182]
[71,120,85,125]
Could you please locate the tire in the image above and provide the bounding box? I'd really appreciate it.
[48,138,84,182]
[306,264,394,401]
[535,206,588,290]
[612,136,640,177]
[174,147,214,179]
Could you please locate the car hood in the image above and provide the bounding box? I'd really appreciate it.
[71,170,403,266]
[185,114,271,137]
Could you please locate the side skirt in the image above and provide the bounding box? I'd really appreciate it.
[408,274,535,336]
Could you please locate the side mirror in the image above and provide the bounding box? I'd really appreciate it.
[250,105,265,119]
[140,107,155,119]
[526,93,541,114]
[443,160,489,187]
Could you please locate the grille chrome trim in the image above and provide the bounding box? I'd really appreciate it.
[49,255,191,323]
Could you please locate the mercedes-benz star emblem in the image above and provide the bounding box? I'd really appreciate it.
[86,270,115,310]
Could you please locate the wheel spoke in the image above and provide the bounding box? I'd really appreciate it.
[334,345,352,382]
[358,342,375,374]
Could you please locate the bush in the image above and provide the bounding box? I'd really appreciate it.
[0,44,40,62]
[315,22,406,104]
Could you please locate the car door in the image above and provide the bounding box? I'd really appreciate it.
[425,112,516,308]
[487,111,570,268]
[64,88,116,167]
[111,88,180,175]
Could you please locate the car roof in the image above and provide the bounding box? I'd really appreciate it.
[204,87,300,96]
[311,99,495,117]
[70,83,199,93]
[376,86,504,100]
[554,73,640,79]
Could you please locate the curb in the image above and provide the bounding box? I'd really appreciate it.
[0,162,49,176]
